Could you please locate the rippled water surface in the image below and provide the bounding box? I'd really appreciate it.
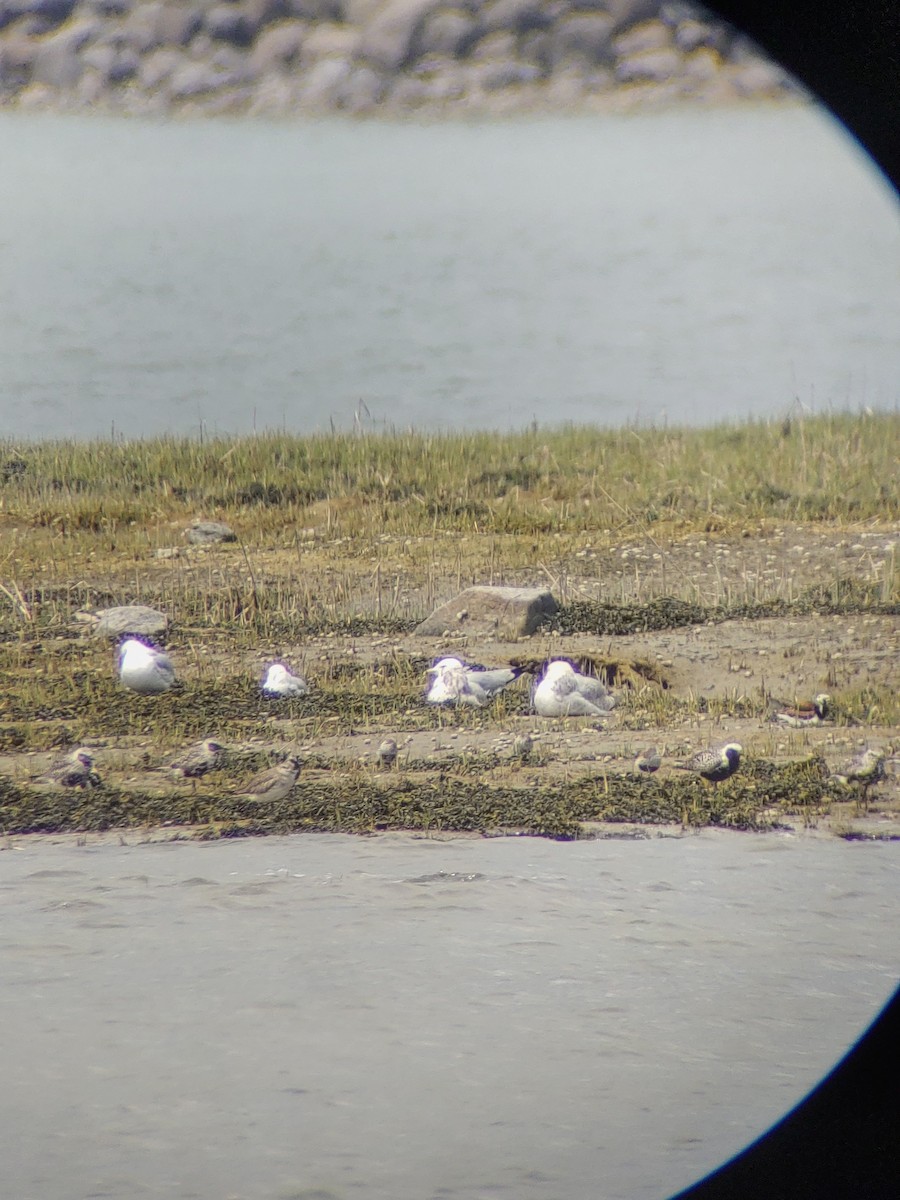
[0,106,896,438]
[2,830,898,1200]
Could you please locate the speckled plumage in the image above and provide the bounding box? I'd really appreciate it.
[39,748,100,789]
[377,738,398,768]
[676,742,742,786]
[634,746,661,775]
[235,755,303,803]
[169,739,225,780]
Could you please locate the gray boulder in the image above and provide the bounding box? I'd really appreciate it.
[248,19,306,72]
[550,12,615,67]
[615,46,681,83]
[89,605,169,639]
[415,585,558,639]
[358,0,440,71]
[185,519,237,545]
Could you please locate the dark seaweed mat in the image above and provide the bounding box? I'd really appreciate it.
[0,757,835,840]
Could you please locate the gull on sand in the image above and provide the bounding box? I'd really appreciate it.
[532,660,616,717]
[675,742,742,787]
[261,662,309,698]
[424,657,523,708]
[118,638,176,695]
[235,755,303,803]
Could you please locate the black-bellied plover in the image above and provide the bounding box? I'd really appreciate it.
[169,739,225,786]
[634,746,661,776]
[675,742,742,788]
[834,747,886,809]
[235,755,303,804]
[39,748,101,789]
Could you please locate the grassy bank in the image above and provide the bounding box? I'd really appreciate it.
[0,413,896,839]
[1,412,897,636]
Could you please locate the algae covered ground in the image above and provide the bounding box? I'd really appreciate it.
[0,413,897,842]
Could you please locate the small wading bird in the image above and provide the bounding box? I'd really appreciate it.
[168,739,225,789]
[774,693,831,727]
[377,738,398,769]
[634,746,661,776]
[512,732,534,761]
[118,637,176,695]
[424,657,523,708]
[260,662,309,698]
[234,755,303,804]
[532,660,616,718]
[675,742,742,789]
[834,747,886,810]
[38,748,101,789]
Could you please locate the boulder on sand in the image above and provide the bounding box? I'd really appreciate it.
[415,585,557,639]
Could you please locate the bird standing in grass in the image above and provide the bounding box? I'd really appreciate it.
[39,748,100,789]
[774,693,831,727]
[169,739,225,788]
[377,738,398,769]
[512,732,534,761]
[634,746,661,776]
[675,742,742,788]
[118,638,176,694]
[532,660,616,717]
[261,662,308,698]
[834,747,886,810]
[235,755,303,804]
[424,657,522,707]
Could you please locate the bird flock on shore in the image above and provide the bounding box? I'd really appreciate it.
[29,634,891,815]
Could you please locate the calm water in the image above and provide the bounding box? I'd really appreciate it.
[0,106,897,440]
[2,830,898,1200]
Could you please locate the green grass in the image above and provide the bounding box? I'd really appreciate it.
[0,413,896,637]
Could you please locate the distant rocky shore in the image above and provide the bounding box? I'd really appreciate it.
[0,0,799,117]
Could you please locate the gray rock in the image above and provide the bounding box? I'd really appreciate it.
[550,12,615,66]
[674,17,729,55]
[90,605,169,639]
[299,19,357,63]
[478,59,541,90]
[288,0,345,17]
[32,16,100,87]
[297,54,349,101]
[481,0,548,36]
[417,9,479,59]
[185,519,237,545]
[137,45,183,89]
[415,585,557,639]
[336,62,386,109]
[606,0,660,31]
[357,0,440,71]
[205,4,257,47]
[615,46,681,83]
[167,60,232,97]
[612,18,671,57]
[248,19,306,72]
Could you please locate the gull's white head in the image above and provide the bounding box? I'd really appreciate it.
[119,638,154,666]
[543,660,574,682]
[264,663,291,686]
[430,657,464,675]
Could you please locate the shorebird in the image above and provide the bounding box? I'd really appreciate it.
[774,693,831,727]
[675,742,742,788]
[424,657,523,707]
[38,748,101,789]
[634,746,661,776]
[532,660,616,718]
[377,737,398,769]
[834,748,886,809]
[512,732,534,761]
[168,739,225,787]
[260,662,309,698]
[234,755,303,804]
[118,637,176,695]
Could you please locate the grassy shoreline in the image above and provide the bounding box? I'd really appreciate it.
[1,413,897,840]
